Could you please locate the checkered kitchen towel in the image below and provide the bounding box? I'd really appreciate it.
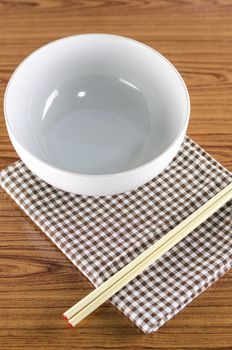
[0,137,232,333]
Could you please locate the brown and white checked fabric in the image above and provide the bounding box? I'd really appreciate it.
[0,136,232,333]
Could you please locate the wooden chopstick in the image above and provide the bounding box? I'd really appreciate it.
[64,182,232,327]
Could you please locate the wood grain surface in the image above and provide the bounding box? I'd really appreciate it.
[0,1,232,349]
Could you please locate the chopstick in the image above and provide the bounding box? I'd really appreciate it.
[64,182,232,327]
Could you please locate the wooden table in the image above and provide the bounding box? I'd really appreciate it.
[0,1,232,349]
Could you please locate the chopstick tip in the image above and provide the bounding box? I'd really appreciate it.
[67,320,74,328]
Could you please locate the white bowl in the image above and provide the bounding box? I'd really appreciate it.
[4,34,190,196]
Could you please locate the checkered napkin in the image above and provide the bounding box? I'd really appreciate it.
[0,137,232,333]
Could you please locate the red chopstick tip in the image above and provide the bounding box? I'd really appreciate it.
[67,321,74,328]
[63,314,68,321]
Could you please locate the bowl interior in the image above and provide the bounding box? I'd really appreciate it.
[5,35,189,175]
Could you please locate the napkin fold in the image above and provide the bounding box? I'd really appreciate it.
[0,137,231,333]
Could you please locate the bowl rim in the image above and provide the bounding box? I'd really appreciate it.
[4,33,190,178]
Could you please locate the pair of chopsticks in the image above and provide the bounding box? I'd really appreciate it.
[64,182,232,327]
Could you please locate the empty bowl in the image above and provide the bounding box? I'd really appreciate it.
[4,34,190,196]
